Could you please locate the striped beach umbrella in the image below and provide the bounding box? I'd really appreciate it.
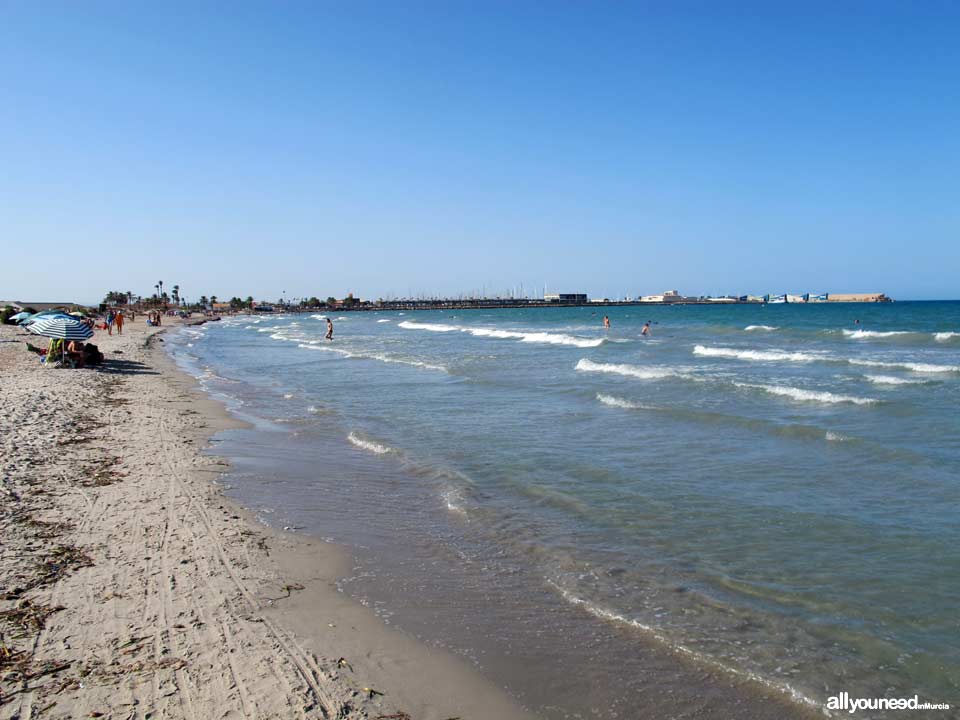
[27,316,93,365]
[27,316,93,340]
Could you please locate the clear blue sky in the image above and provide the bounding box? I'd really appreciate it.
[2,1,958,303]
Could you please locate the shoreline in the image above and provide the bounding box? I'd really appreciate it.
[0,319,536,720]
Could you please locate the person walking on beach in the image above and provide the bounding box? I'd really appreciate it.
[106,309,115,336]
[603,315,610,329]
[641,321,651,337]
[325,317,334,341]
[114,310,124,335]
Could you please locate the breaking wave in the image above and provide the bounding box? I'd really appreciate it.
[347,431,393,455]
[693,345,822,363]
[297,343,446,372]
[576,358,681,380]
[842,329,913,339]
[864,374,930,385]
[744,325,778,332]
[596,393,651,410]
[849,359,959,373]
[399,321,605,348]
[934,332,959,342]
[734,382,877,405]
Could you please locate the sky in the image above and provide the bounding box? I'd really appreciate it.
[1,1,958,304]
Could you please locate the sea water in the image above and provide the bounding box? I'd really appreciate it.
[166,302,960,718]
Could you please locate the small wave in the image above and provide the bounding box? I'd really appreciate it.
[347,431,393,455]
[744,325,778,332]
[283,393,294,399]
[734,382,877,405]
[548,582,823,712]
[310,314,327,320]
[441,487,468,516]
[576,358,680,380]
[257,327,282,333]
[596,393,653,410]
[825,431,849,442]
[849,359,959,373]
[934,332,959,342]
[399,321,605,348]
[398,320,458,332]
[377,319,392,323]
[296,343,446,372]
[842,329,913,339]
[694,345,822,363]
[864,374,930,385]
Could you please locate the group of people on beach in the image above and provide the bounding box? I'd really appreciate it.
[104,309,124,335]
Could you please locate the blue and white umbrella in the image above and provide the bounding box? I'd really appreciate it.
[27,316,93,364]
[27,316,93,340]
[9,311,31,322]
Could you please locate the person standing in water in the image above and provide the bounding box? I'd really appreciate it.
[641,321,651,337]
[603,315,610,329]
[325,317,334,341]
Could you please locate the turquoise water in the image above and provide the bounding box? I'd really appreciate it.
[168,302,960,717]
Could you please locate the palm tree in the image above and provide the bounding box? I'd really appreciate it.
[172,285,180,305]
[199,295,209,308]
[158,280,164,299]
[210,295,218,308]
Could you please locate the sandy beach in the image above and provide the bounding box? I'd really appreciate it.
[0,318,535,720]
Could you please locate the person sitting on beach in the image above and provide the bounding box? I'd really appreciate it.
[325,317,334,341]
[66,340,86,368]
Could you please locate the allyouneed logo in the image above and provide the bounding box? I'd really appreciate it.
[827,692,951,714]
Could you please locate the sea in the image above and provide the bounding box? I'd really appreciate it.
[165,301,960,719]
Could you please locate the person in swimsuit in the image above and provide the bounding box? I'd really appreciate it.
[641,321,651,336]
[325,318,334,341]
[603,315,610,329]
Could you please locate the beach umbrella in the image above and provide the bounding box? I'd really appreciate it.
[9,311,31,322]
[27,316,93,364]
[20,310,72,326]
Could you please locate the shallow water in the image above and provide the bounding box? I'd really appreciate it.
[167,302,960,717]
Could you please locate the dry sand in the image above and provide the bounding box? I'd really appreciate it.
[0,318,536,720]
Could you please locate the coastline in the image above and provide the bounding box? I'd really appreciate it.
[0,319,535,720]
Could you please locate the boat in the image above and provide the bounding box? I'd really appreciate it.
[768,294,787,304]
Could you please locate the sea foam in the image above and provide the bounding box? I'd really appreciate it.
[596,393,652,410]
[693,345,821,363]
[744,325,778,332]
[734,382,877,405]
[347,431,393,455]
[400,321,605,348]
[849,359,959,373]
[864,374,929,385]
[576,358,680,380]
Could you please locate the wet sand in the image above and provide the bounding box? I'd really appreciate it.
[0,318,535,720]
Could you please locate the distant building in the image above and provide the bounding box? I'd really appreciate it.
[827,293,892,303]
[544,293,588,303]
[639,290,695,303]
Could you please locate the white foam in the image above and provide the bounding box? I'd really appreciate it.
[842,329,912,339]
[596,393,652,410]
[864,374,929,385]
[310,314,327,320]
[849,359,959,373]
[548,582,823,712]
[398,321,458,332]
[934,332,959,342]
[283,393,294,399]
[377,319,391,323]
[693,345,822,363]
[825,431,849,442]
[347,431,393,455]
[296,343,446,372]
[744,325,778,332]
[441,488,468,516]
[399,321,605,348]
[576,358,679,380]
[734,382,877,405]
